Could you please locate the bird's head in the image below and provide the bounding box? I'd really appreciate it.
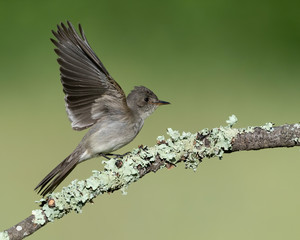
[127,86,170,120]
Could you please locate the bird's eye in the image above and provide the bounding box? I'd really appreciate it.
[144,97,149,102]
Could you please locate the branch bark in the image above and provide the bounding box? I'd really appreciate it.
[1,119,300,240]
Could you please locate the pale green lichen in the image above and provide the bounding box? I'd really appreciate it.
[200,128,209,136]
[32,209,46,225]
[226,114,238,127]
[157,128,197,169]
[199,123,239,160]
[34,115,246,223]
[294,123,300,128]
[261,122,274,132]
[156,135,165,142]
[243,126,255,133]
[167,128,181,141]
[36,149,156,221]
[0,231,9,240]
[153,115,239,170]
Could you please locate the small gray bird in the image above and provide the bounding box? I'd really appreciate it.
[34,21,169,196]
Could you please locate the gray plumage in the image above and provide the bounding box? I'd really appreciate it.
[34,21,169,196]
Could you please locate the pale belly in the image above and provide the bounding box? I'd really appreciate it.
[80,119,144,160]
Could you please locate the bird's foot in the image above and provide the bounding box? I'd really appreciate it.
[100,152,131,160]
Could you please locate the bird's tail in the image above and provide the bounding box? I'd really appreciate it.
[34,151,80,196]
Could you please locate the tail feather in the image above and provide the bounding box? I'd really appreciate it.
[34,153,79,196]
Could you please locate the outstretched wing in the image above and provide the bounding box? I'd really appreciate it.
[52,21,128,130]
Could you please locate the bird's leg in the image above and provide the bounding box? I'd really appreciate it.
[104,152,131,159]
[99,153,112,160]
[99,152,131,160]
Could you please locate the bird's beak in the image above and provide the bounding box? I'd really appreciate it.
[153,100,170,106]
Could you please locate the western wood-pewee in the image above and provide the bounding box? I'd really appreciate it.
[34,21,170,196]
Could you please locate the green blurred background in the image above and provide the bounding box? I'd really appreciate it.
[1,0,300,239]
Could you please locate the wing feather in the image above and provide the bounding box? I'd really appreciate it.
[52,21,128,130]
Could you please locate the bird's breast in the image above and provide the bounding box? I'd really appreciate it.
[85,118,144,156]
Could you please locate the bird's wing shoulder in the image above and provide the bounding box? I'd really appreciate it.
[52,21,128,130]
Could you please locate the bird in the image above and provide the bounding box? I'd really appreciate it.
[34,21,170,196]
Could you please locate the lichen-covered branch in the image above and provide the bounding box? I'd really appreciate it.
[1,116,300,240]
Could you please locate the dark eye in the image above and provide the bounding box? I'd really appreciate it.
[144,97,149,102]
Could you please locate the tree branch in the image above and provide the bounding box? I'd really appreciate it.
[1,116,300,240]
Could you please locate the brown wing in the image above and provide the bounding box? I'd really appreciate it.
[52,21,128,130]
